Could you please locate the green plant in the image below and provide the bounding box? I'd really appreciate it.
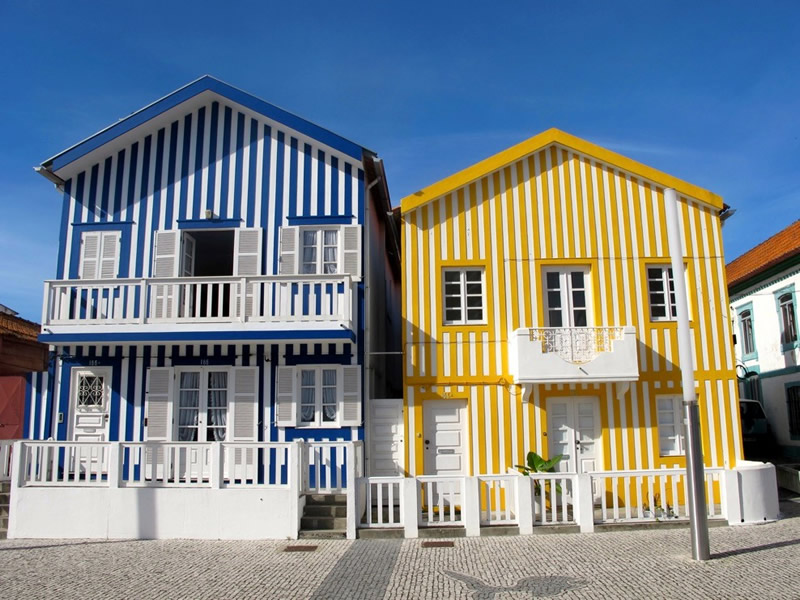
[515,451,564,494]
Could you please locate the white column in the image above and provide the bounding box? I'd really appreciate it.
[402,477,419,538]
[464,476,481,536]
[516,474,535,535]
[346,442,357,539]
[574,473,595,533]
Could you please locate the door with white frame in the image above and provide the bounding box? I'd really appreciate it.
[369,398,405,477]
[422,399,468,509]
[543,268,591,327]
[70,367,112,477]
[547,396,601,500]
[174,367,230,479]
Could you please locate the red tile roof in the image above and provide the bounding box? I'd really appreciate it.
[726,220,800,289]
[0,311,42,342]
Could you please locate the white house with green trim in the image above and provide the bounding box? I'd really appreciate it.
[728,220,800,458]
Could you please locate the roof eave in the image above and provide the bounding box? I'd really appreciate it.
[400,128,723,213]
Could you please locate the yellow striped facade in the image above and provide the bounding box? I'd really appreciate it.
[400,129,742,477]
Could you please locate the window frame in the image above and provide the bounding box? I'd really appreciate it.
[79,230,122,280]
[656,395,685,457]
[646,265,678,322]
[173,366,231,442]
[299,227,340,275]
[774,284,799,352]
[736,301,758,361]
[297,365,340,428]
[542,267,591,328]
[442,268,486,326]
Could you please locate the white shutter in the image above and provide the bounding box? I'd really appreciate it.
[181,233,196,277]
[275,366,297,427]
[152,230,180,277]
[234,228,262,276]
[99,231,120,279]
[145,367,173,441]
[339,365,361,426]
[279,226,298,275]
[79,231,101,280]
[341,225,362,278]
[231,367,258,442]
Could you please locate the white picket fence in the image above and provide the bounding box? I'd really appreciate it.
[0,440,13,482]
[529,472,576,525]
[302,441,362,494]
[359,476,404,528]
[417,476,465,527]
[478,474,518,526]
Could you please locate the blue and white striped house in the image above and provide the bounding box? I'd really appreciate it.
[11,77,401,539]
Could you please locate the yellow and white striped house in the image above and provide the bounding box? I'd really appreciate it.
[400,128,742,484]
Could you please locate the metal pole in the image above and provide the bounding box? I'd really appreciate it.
[664,188,710,561]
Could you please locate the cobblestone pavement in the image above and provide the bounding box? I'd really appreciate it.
[2,496,799,600]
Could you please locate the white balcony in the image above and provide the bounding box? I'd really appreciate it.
[509,326,639,384]
[41,274,355,335]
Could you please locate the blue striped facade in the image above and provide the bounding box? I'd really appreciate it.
[25,342,360,444]
[30,78,393,448]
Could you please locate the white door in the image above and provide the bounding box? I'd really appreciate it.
[369,398,404,476]
[547,396,601,476]
[71,368,111,442]
[423,400,467,476]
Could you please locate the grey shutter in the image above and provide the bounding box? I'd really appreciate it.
[231,367,258,442]
[275,366,297,427]
[339,365,361,426]
[234,228,262,276]
[145,367,173,441]
[99,231,121,279]
[278,226,298,275]
[341,225,362,278]
[79,231,101,280]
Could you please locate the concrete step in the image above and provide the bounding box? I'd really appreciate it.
[418,526,466,539]
[357,527,404,539]
[480,525,520,537]
[0,504,8,518]
[305,494,347,506]
[304,504,347,518]
[0,516,7,530]
[0,529,6,540]
[301,516,347,530]
[298,529,346,540]
[0,493,9,505]
[0,482,10,493]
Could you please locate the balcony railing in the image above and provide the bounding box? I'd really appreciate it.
[509,326,638,383]
[42,275,355,329]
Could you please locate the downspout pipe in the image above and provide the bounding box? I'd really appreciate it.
[664,188,711,561]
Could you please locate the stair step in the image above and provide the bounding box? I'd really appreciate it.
[0,482,10,493]
[0,493,9,505]
[301,516,347,530]
[418,526,466,539]
[480,525,520,537]
[0,529,6,540]
[298,529,346,540]
[357,527,404,539]
[305,494,347,505]
[304,504,347,518]
[0,505,8,517]
[0,517,7,530]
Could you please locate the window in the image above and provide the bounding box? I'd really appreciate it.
[176,369,229,441]
[647,266,677,321]
[301,229,339,274]
[656,396,684,456]
[79,230,120,279]
[543,268,589,327]
[76,372,107,408]
[788,385,800,439]
[443,269,485,325]
[736,303,757,360]
[300,367,338,426]
[776,287,798,349]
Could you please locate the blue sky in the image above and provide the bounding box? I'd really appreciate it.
[1,1,798,322]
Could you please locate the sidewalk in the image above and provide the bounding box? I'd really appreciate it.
[1,495,798,599]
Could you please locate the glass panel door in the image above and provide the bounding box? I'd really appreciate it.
[177,371,200,441]
[206,371,228,441]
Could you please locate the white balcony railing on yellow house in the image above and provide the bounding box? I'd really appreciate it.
[509,326,639,383]
[41,274,356,331]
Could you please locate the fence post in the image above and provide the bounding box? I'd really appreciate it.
[8,441,25,538]
[210,443,224,489]
[108,443,121,489]
[346,442,357,539]
[402,477,419,539]
[288,441,302,540]
[516,474,534,535]
[575,474,595,533]
[464,476,481,537]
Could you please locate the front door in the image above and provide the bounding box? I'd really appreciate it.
[423,399,467,476]
[547,396,601,476]
[369,398,404,476]
[71,368,111,442]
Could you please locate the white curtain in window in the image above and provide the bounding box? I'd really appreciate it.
[302,231,317,274]
[178,372,200,441]
[207,371,228,441]
[323,231,338,274]
[322,369,337,421]
[301,370,316,422]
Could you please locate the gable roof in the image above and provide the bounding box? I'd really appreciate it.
[39,75,369,178]
[726,219,800,290]
[400,128,723,213]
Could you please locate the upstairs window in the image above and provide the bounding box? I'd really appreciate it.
[443,269,485,325]
[788,385,800,439]
[302,229,339,274]
[647,266,677,321]
[736,303,757,360]
[79,231,120,279]
[656,395,684,456]
[543,268,589,327]
[778,292,798,347]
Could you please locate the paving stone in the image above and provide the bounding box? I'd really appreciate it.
[0,496,798,599]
